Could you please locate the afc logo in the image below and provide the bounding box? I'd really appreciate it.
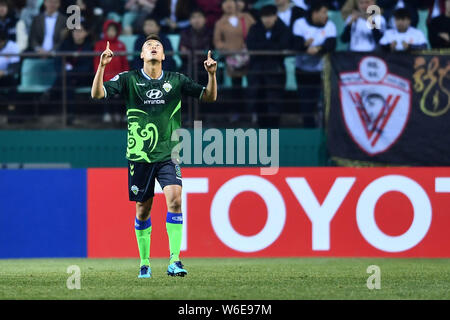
[145,89,165,105]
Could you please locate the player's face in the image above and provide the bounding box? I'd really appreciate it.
[141,40,165,63]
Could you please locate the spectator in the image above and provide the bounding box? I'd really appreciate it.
[195,0,222,29]
[132,16,176,71]
[292,1,336,128]
[70,0,103,42]
[246,4,290,127]
[0,0,17,42]
[180,8,212,82]
[0,30,19,119]
[123,0,157,34]
[214,0,255,87]
[28,0,68,53]
[377,0,424,28]
[15,19,28,52]
[341,0,386,52]
[428,0,450,49]
[94,19,129,123]
[43,23,94,122]
[275,0,306,33]
[0,30,19,86]
[153,0,197,34]
[380,8,427,52]
[19,0,41,33]
[94,20,129,82]
[180,9,212,53]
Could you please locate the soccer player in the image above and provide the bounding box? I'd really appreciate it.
[91,34,217,278]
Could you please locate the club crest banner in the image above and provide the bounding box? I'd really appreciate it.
[325,51,450,165]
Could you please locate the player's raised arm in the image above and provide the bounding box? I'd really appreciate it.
[202,50,217,102]
[91,41,114,99]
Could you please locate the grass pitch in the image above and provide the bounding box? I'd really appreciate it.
[0,258,449,300]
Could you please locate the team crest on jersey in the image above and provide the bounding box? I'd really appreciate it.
[126,109,159,162]
[163,82,172,93]
[340,56,411,155]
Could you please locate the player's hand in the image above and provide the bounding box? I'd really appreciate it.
[402,41,410,50]
[100,41,114,67]
[305,38,314,47]
[204,50,217,74]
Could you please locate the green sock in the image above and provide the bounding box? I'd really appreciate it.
[166,212,183,264]
[135,217,152,267]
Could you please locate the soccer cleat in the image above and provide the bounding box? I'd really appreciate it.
[167,261,187,277]
[138,265,151,279]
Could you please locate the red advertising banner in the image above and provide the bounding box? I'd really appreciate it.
[87,168,450,258]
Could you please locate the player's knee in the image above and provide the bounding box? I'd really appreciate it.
[167,196,182,213]
[136,200,152,220]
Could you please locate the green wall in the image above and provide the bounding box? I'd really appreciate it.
[0,129,329,167]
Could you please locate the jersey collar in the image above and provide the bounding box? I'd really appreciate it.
[141,68,164,81]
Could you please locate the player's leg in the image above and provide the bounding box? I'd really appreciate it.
[129,160,157,278]
[163,184,188,277]
[135,197,153,278]
[155,160,187,276]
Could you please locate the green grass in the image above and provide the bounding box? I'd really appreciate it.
[0,258,449,300]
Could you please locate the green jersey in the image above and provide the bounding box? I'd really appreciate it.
[103,69,205,163]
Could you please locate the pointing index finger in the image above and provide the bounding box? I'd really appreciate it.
[207,50,211,60]
[106,41,110,50]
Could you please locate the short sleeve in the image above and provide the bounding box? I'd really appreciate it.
[325,21,337,38]
[292,18,305,37]
[180,73,205,100]
[414,30,427,45]
[103,72,128,99]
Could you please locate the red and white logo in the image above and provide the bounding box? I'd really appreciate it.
[339,56,411,155]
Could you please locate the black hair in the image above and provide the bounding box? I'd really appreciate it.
[145,34,162,43]
[393,8,411,20]
[260,5,277,17]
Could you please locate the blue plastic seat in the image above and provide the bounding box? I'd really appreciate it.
[167,34,183,70]
[118,34,138,61]
[17,58,58,93]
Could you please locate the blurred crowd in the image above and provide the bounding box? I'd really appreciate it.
[0,0,449,127]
